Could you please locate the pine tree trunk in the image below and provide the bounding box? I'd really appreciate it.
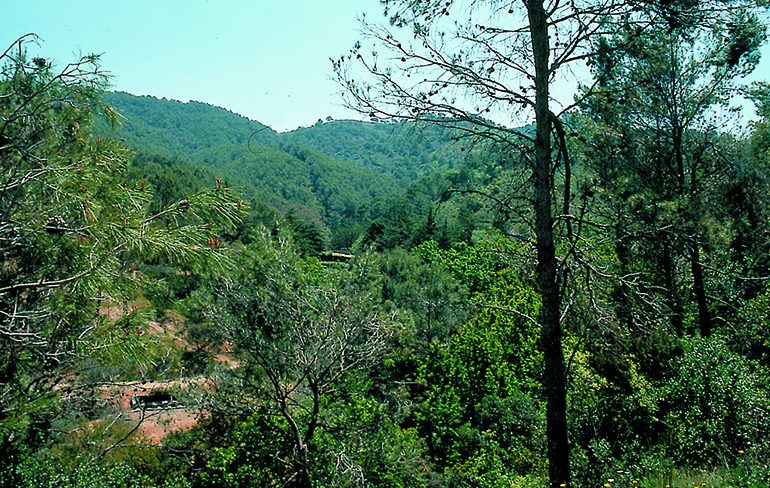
[527,0,571,485]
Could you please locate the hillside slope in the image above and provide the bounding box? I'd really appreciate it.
[100,92,466,246]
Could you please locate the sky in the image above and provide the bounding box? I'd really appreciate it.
[3,1,769,132]
[2,0,386,132]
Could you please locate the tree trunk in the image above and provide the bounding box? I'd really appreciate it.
[527,1,571,485]
[662,238,683,334]
[614,212,633,328]
[290,455,312,488]
[690,242,711,336]
[280,397,313,487]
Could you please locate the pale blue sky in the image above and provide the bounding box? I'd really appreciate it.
[3,1,768,132]
[2,0,385,131]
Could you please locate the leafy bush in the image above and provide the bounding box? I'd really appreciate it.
[659,336,770,467]
[1,455,191,488]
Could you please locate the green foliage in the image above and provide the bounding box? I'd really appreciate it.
[361,247,469,351]
[1,449,193,488]
[127,152,213,214]
[410,237,546,478]
[658,336,770,467]
[577,9,769,339]
[3,12,770,484]
[101,91,279,153]
[309,373,436,487]
[207,229,393,484]
[5,458,153,488]
[416,294,544,469]
[101,93,471,248]
[191,378,435,487]
[0,40,113,447]
[442,443,545,488]
[732,285,770,364]
[286,119,464,184]
[416,237,507,297]
[1,429,192,488]
[283,208,328,255]
[194,412,287,487]
[0,38,244,477]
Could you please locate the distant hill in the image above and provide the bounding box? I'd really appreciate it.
[285,118,463,183]
[104,91,280,153]
[99,92,467,247]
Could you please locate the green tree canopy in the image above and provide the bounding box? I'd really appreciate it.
[0,35,244,462]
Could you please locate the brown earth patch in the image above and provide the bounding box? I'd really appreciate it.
[91,303,237,444]
[132,408,203,445]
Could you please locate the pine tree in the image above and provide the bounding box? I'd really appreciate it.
[0,35,244,455]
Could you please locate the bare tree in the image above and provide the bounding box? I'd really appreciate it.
[216,231,391,486]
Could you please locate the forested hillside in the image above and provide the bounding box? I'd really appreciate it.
[3,0,770,485]
[102,92,468,248]
[286,118,463,182]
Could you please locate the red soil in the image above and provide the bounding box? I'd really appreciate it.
[93,303,237,444]
[132,408,202,445]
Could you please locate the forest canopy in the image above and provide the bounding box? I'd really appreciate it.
[1,0,770,484]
